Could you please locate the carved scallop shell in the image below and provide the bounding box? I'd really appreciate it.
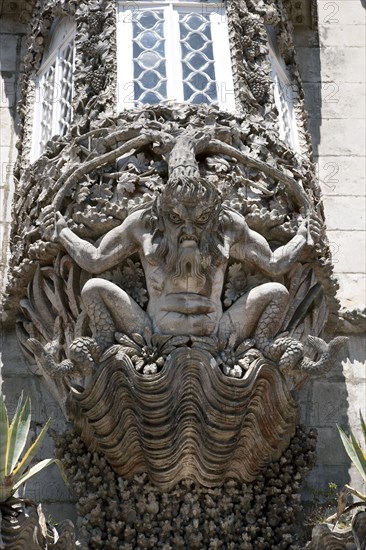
[0,507,75,550]
[67,347,298,489]
[307,523,355,549]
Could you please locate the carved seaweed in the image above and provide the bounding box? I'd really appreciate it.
[4,0,344,497]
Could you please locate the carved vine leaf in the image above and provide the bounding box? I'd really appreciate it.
[100,260,148,308]
[224,263,269,307]
[224,263,248,307]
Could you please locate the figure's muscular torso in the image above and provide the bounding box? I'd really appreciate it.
[139,230,228,336]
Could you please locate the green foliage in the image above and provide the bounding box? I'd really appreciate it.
[337,411,366,487]
[0,393,68,502]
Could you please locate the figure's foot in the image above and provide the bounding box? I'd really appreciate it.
[69,337,103,376]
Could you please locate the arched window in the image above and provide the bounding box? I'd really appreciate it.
[267,26,300,152]
[116,1,234,111]
[32,17,76,160]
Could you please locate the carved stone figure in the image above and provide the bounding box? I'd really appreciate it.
[43,174,321,376]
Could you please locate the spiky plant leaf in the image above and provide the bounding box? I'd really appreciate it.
[6,395,31,475]
[360,411,366,448]
[0,396,9,480]
[12,458,68,494]
[12,418,51,482]
[337,424,366,483]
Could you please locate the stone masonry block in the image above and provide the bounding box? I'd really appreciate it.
[336,273,366,310]
[318,0,366,27]
[314,426,350,466]
[0,19,27,34]
[313,118,365,156]
[0,74,16,108]
[0,34,19,71]
[319,25,366,48]
[320,46,366,83]
[314,156,365,197]
[345,381,366,431]
[0,106,15,146]
[296,46,322,83]
[25,464,72,503]
[43,503,77,527]
[297,46,365,83]
[308,380,349,429]
[341,335,366,382]
[305,465,349,498]
[0,329,31,375]
[322,195,365,231]
[326,230,365,274]
[303,82,365,120]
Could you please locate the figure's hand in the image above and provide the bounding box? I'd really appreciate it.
[297,212,322,246]
[41,207,68,242]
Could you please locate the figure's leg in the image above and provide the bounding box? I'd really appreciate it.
[219,282,304,367]
[218,283,289,347]
[81,278,152,349]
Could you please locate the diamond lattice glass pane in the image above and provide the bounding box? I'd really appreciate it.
[59,40,74,136]
[40,63,56,150]
[179,12,217,104]
[132,10,167,104]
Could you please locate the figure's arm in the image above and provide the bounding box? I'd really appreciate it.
[49,211,139,274]
[229,211,321,276]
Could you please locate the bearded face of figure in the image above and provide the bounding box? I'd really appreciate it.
[160,200,219,284]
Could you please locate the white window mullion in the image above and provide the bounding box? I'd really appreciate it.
[117,7,134,109]
[210,10,235,111]
[52,50,62,137]
[116,1,234,111]
[165,4,183,102]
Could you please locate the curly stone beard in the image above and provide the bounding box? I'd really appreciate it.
[155,222,224,286]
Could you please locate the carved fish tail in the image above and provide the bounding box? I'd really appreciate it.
[257,336,304,373]
[69,337,103,375]
[287,336,348,377]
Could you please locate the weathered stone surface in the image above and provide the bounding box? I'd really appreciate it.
[325,230,365,273]
[309,118,365,157]
[322,196,365,231]
[56,425,317,549]
[67,350,299,489]
[318,0,366,26]
[297,46,365,83]
[314,156,366,197]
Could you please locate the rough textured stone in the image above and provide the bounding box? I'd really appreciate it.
[56,426,317,549]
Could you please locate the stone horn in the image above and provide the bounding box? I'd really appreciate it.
[167,129,213,180]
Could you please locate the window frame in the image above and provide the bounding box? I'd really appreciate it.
[31,20,76,161]
[267,29,300,153]
[116,0,235,111]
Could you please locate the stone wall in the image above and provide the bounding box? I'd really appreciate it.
[0,0,365,532]
[296,0,365,311]
[0,15,26,297]
[0,11,76,524]
[294,0,366,500]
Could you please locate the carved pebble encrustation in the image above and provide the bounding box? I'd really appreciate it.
[66,347,298,490]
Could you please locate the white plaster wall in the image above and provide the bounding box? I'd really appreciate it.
[298,0,366,310]
[0,18,27,297]
[0,15,76,523]
[295,0,366,500]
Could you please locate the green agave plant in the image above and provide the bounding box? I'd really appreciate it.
[337,411,366,490]
[0,392,67,503]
